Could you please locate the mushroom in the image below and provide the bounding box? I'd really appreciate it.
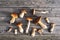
[48,23,55,32]
[32,9,35,15]
[17,22,23,33]
[44,17,50,23]
[26,17,33,34]
[14,29,18,35]
[34,16,47,29]
[32,9,49,15]
[37,29,43,35]
[31,27,37,37]
[19,9,27,18]
[10,12,18,24]
[7,27,12,32]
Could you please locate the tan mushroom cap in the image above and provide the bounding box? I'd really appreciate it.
[34,16,42,24]
[26,17,33,21]
[11,12,18,18]
[17,22,23,27]
[21,9,27,14]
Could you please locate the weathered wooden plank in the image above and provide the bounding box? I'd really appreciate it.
[0,0,60,7]
[0,8,56,17]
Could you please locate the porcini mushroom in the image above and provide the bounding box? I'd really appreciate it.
[10,12,18,24]
[34,16,47,29]
[14,29,18,35]
[26,17,33,34]
[48,23,55,32]
[19,9,27,18]
[17,22,23,33]
[44,17,50,23]
[31,27,37,37]
[7,27,12,32]
[32,9,49,15]
[37,29,43,35]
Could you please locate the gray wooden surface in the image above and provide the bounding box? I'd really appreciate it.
[0,0,60,37]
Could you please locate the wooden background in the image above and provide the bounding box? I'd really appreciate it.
[0,0,60,40]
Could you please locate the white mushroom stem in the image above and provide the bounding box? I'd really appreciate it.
[33,9,35,15]
[31,29,36,37]
[15,29,17,35]
[50,24,55,32]
[38,21,47,29]
[10,18,15,24]
[20,13,24,18]
[7,28,12,32]
[26,20,30,33]
[19,26,23,33]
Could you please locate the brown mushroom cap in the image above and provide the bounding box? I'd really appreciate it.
[11,12,18,18]
[17,22,23,27]
[26,17,33,21]
[21,9,27,14]
[34,16,42,24]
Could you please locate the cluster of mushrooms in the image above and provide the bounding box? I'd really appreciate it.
[6,9,55,37]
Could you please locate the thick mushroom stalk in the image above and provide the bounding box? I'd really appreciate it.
[7,27,12,32]
[14,29,18,35]
[31,27,37,37]
[26,17,33,34]
[45,17,50,23]
[17,22,23,33]
[34,16,47,29]
[32,9,49,15]
[48,23,55,32]
[10,13,18,24]
[19,9,27,18]
[37,29,43,35]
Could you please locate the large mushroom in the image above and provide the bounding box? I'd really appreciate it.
[32,9,49,15]
[26,17,33,34]
[19,9,27,18]
[48,23,55,33]
[34,16,47,29]
[10,12,18,24]
[17,22,24,33]
[31,27,37,37]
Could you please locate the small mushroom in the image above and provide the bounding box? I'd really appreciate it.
[10,12,18,24]
[14,29,18,35]
[17,22,23,33]
[32,9,49,15]
[34,16,47,29]
[19,9,27,18]
[48,23,55,32]
[26,17,33,34]
[7,27,12,32]
[44,17,50,23]
[37,29,43,35]
[31,27,37,37]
